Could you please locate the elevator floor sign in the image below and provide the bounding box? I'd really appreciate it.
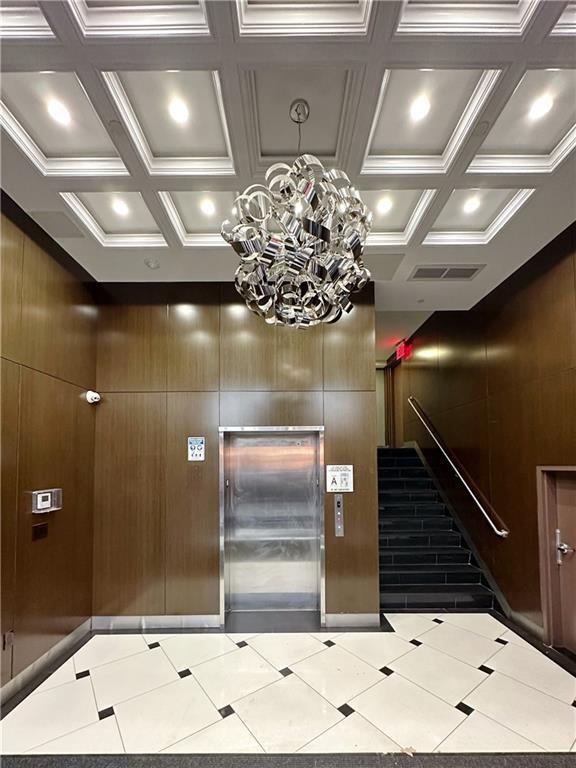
[187,437,205,461]
[326,465,354,492]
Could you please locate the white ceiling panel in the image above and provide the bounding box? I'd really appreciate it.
[236,0,373,37]
[68,0,209,37]
[170,190,236,233]
[254,68,348,157]
[362,189,424,232]
[0,1,54,37]
[396,0,540,36]
[0,72,117,156]
[76,191,160,234]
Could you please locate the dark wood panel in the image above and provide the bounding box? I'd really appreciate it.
[435,311,488,411]
[1,214,23,364]
[13,368,93,675]
[1,359,20,684]
[93,393,166,616]
[220,391,323,427]
[167,292,220,391]
[219,286,275,391]
[20,235,96,389]
[97,305,167,392]
[324,391,379,614]
[166,393,219,614]
[275,324,323,391]
[323,285,375,391]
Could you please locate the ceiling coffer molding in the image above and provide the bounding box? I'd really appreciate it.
[367,189,437,247]
[158,191,222,248]
[424,188,535,245]
[551,3,576,36]
[468,123,576,175]
[395,0,541,37]
[362,69,501,176]
[0,4,54,38]
[235,0,374,37]
[60,192,167,247]
[0,102,127,178]
[66,0,210,38]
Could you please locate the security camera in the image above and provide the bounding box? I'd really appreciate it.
[85,390,101,405]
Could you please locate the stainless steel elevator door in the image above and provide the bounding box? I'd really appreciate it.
[225,432,320,612]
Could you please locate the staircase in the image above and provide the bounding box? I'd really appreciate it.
[378,447,498,612]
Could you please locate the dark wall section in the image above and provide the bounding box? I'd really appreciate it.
[92,283,378,618]
[0,214,97,683]
[397,223,576,629]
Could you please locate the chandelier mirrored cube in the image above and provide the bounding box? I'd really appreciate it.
[221,154,372,328]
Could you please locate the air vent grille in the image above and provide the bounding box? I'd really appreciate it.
[409,265,485,281]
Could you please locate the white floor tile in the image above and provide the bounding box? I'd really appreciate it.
[436,710,544,753]
[115,674,220,753]
[32,659,76,696]
[233,674,342,753]
[162,714,263,753]
[73,635,149,673]
[308,633,340,642]
[350,674,466,752]
[191,646,282,709]
[487,643,576,703]
[226,633,257,643]
[419,622,501,667]
[90,647,179,711]
[142,633,183,644]
[440,613,506,641]
[291,645,382,707]
[464,671,576,751]
[0,677,98,754]
[26,716,124,755]
[389,644,489,705]
[160,634,238,672]
[498,629,539,652]
[299,712,400,753]
[246,633,326,670]
[384,613,438,641]
[334,632,414,670]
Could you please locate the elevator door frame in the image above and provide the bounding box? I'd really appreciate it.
[219,426,325,628]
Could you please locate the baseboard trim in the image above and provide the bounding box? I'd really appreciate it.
[325,613,380,628]
[0,618,91,708]
[91,615,220,630]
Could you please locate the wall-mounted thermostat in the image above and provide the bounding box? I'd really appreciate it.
[31,489,62,514]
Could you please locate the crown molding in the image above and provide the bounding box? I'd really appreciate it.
[468,123,576,174]
[235,0,373,37]
[424,188,535,245]
[102,70,235,177]
[66,0,210,38]
[395,0,540,37]
[0,102,127,177]
[60,192,167,247]
[367,189,437,247]
[0,5,54,38]
[362,70,501,176]
[159,191,223,247]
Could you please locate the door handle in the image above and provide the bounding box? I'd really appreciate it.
[555,528,574,565]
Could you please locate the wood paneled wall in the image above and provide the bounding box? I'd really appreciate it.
[397,223,576,628]
[0,214,97,683]
[93,283,378,617]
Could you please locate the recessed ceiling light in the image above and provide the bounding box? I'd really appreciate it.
[463,195,481,215]
[168,97,189,124]
[377,195,393,215]
[200,198,216,216]
[420,68,434,72]
[410,94,430,123]
[112,198,130,217]
[47,99,71,126]
[529,93,553,121]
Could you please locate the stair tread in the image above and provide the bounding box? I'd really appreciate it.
[380,563,481,572]
[380,584,492,594]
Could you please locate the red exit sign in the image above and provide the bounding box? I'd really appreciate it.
[396,341,413,361]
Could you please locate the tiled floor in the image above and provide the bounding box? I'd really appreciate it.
[1,613,575,756]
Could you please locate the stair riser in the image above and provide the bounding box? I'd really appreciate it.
[379,504,447,517]
[380,552,472,565]
[378,459,422,468]
[380,519,454,532]
[380,593,494,610]
[380,572,483,585]
[380,533,461,548]
[379,479,435,491]
[378,468,429,479]
[380,492,439,503]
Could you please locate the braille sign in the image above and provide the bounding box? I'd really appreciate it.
[326,465,354,493]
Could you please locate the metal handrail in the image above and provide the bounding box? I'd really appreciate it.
[408,396,509,539]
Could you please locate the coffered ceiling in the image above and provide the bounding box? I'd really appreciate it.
[0,0,575,314]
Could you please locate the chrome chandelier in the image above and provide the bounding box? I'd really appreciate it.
[221,99,372,328]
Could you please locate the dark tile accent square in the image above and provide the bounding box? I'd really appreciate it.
[478,665,493,675]
[236,641,248,648]
[410,639,422,647]
[98,707,114,720]
[433,618,443,624]
[219,705,234,719]
[279,667,293,677]
[75,670,90,680]
[379,666,394,676]
[495,637,508,645]
[572,700,576,708]
[455,702,474,716]
[178,669,192,678]
[337,703,354,717]
[324,640,335,647]
[148,641,160,649]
